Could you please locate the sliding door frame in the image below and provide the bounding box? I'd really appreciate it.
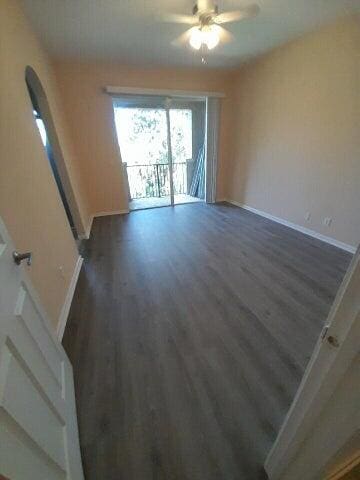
[110,88,223,209]
[164,99,175,206]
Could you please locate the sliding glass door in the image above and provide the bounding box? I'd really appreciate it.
[114,100,172,210]
[113,95,206,211]
[169,101,205,205]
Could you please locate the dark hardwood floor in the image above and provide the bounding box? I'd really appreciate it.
[63,202,351,480]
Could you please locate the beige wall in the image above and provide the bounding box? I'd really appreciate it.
[53,61,235,219]
[227,16,360,249]
[0,0,90,328]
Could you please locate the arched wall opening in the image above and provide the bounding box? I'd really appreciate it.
[25,66,82,240]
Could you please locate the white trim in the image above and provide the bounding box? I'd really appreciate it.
[57,256,83,341]
[105,86,225,99]
[78,215,94,240]
[224,199,356,254]
[93,209,129,217]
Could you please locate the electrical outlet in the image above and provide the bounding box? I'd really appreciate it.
[323,217,332,227]
[305,212,311,221]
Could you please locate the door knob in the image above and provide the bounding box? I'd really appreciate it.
[13,251,32,266]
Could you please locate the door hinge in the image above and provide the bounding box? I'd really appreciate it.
[321,325,329,340]
[321,325,340,348]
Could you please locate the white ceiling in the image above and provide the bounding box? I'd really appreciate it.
[21,0,360,68]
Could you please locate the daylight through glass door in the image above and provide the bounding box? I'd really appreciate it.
[113,96,205,211]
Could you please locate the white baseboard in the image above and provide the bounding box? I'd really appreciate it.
[57,256,84,341]
[78,215,94,240]
[224,199,356,254]
[93,209,129,217]
[78,210,129,240]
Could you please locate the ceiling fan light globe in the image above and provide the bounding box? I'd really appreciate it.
[203,25,220,49]
[189,27,202,50]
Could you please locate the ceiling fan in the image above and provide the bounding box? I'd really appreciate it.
[162,0,260,51]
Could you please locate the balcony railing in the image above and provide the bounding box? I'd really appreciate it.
[124,162,190,200]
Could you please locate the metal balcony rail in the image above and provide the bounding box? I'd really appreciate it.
[125,162,189,200]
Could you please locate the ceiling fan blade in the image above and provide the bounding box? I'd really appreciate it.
[214,4,260,24]
[160,13,198,25]
[217,26,235,44]
[171,27,197,47]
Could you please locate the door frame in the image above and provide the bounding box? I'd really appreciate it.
[164,98,175,206]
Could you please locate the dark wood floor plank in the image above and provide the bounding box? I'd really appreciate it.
[63,202,351,480]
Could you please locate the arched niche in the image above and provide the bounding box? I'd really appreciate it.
[25,66,83,240]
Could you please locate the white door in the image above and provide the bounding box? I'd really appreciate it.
[0,218,84,480]
[265,245,360,479]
